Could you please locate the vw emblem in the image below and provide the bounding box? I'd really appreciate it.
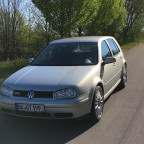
[27,90,35,99]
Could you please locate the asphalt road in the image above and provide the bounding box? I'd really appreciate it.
[0,44,144,144]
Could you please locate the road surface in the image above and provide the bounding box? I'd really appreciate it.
[0,44,144,144]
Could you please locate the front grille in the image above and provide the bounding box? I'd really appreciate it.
[13,90,53,98]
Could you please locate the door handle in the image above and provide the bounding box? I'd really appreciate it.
[113,62,116,66]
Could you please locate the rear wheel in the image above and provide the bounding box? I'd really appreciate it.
[120,64,127,88]
[90,86,104,122]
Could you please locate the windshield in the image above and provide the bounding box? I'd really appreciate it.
[32,42,98,66]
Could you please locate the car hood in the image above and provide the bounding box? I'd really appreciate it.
[3,65,99,91]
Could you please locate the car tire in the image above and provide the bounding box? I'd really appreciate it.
[120,64,127,88]
[89,86,104,122]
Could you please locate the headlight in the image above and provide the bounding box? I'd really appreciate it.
[0,85,13,97]
[53,88,77,99]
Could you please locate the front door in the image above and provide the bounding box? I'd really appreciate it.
[100,40,116,95]
[106,39,123,84]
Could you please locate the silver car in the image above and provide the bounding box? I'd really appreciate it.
[0,36,127,122]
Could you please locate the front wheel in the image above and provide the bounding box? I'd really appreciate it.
[90,86,104,122]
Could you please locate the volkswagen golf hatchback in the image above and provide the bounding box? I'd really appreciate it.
[0,36,127,122]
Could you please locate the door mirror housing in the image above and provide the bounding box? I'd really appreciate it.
[103,57,116,65]
[29,58,34,64]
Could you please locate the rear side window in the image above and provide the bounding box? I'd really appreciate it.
[107,39,120,56]
[112,39,120,52]
[101,40,112,61]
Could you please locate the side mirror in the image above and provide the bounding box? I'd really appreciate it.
[103,57,116,65]
[29,58,34,64]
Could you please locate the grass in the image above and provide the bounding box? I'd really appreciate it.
[121,39,144,51]
[0,59,28,85]
[0,39,144,85]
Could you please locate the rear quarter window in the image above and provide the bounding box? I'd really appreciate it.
[111,39,120,52]
[107,39,120,56]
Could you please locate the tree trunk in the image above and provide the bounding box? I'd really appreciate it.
[78,27,82,36]
[123,28,128,43]
[46,21,50,44]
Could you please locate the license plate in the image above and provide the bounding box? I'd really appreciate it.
[15,103,45,112]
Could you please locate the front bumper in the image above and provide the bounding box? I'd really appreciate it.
[0,93,91,119]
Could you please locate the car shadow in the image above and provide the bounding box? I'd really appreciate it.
[0,113,97,144]
[104,85,123,103]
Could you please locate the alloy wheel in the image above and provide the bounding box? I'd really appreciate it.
[94,89,104,119]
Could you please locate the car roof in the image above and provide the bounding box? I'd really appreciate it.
[50,36,114,44]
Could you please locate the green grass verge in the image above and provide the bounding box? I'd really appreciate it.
[121,39,144,51]
[0,59,28,85]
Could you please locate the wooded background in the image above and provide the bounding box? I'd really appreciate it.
[0,0,144,61]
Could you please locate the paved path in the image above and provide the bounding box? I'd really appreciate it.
[0,44,144,144]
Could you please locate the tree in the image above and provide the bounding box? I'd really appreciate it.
[29,4,54,44]
[32,0,100,38]
[123,0,144,42]
[86,0,126,38]
[0,0,11,60]
[0,0,29,61]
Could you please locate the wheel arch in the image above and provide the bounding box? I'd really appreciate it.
[89,80,104,108]
[97,82,104,92]
[124,62,127,67]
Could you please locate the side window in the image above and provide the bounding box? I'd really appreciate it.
[107,39,119,56]
[101,40,112,61]
[112,39,120,52]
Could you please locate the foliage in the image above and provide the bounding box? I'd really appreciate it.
[86,0,126,38]
[0,0,29,61]
[123,0,144,42]
[0,0,51,61]
[32,0,101,37]
[27,23,48,58]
